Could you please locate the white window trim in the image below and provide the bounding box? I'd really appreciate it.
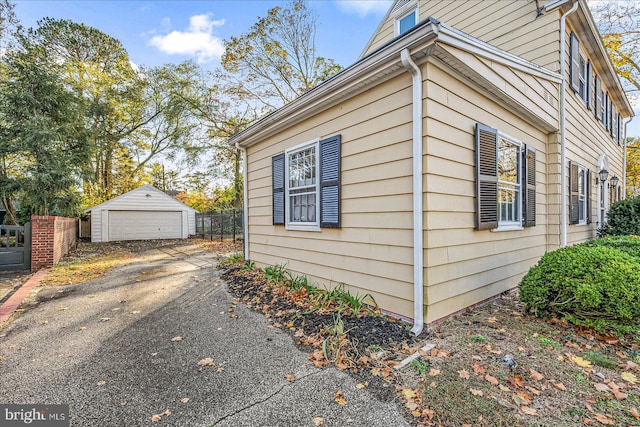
[492,133,523,232]
[577,49,588,105]
[577,165,588,225]
[394,2,418,36]
[285,138,321,232]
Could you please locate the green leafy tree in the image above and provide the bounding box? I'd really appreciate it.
[627,137,640,197]
[0,46,89,221]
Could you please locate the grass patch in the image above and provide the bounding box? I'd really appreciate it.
[583,350,617,369]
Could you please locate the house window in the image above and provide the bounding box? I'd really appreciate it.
[578,56,588,104]
[396,5,417,36]
[474,124,536,231]
[594,75,602,119]
[498,136,521,225]
[272,135,342,230]
[569,161,590,225]
[286,141,319,228]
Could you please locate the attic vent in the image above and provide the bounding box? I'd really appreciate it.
[392,0,414,14]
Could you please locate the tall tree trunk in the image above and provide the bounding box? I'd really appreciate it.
[1,196,18,225]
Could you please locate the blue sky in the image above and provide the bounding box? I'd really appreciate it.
[13,1,392,69]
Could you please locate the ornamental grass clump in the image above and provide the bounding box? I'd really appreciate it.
[519,245,640,336]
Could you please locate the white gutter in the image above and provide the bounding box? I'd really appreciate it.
[236,143,249,261]
[400,48,424,336]
[559,0,579,248]
[623,118,633,199]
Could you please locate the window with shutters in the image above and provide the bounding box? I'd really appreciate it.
[286,140,319,230]
[475,124,536,231]
[498,137,521,226]
[569,161,590,225]
[272,135,341,230]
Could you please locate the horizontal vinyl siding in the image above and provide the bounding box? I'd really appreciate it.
[363,1,560,70]
[423,62,549,324]
[245,75,416,319]
[562,23,625,247]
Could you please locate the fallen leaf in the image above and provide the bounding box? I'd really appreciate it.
[405,401,419,411]
[151,415,161,422]
[180,398,189,403]
[334,390,347,405]
[171,336,183,342]
[594,383,611,393]
[571,356,592,368]
[565,341,582,350]
[594,413,614,425]
[611,389,628,400]
[621,372,638,384]
[431,348,450,358]
[216,367,225,373]
[403,388,417,399]
[472,355,483,361]
[130,310,140,314]
[97,381,106,386]
[458,369,470,379]
[529,368,544,381]
[472,364,486,375]
[512,392,532,405]
[285,373,296,382]
[312,417,324,426]
[428,368,440,376]
[197,358,215,366]
[78,327,86,331]
[470,388,484,396]
[421,407,435,419]
[499,384,510,392]
[554,382,566,391]
[525,386,541,396]
[620,360,640,371]
[486,317,497,323]
[356,383,366,389]
[100,317,110,322]
[336,363,349,371]
[521,406,537,416]
[485,374,499,386]
[630,407,640,420]
[163,410,171,416]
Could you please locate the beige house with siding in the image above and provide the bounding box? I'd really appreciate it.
[229,0,633,334]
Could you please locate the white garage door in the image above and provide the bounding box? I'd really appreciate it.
[108,211,182,241]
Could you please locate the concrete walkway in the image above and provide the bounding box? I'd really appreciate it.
[0,243,408,426]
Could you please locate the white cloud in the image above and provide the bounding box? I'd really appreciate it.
[148,13,225,63]
[335,0,392,17]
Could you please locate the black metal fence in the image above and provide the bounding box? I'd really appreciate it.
[195,209,243,242]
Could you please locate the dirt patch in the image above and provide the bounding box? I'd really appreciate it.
[219,263,640,427]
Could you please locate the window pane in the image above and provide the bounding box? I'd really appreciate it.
[289,193,316,223]
[498,138,518,184]
[399,11,416,35]
[499,185,519,223]
[289,147,316,189]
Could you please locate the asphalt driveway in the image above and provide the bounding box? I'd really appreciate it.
[0,242,408,426]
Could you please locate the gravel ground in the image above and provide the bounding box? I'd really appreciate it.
[0,242,407,427]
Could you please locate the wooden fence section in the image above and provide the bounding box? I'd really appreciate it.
[195,209,243,242]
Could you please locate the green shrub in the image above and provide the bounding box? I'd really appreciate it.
[579,235,640,261]
[519,245,640,335]
[599,196,640,236]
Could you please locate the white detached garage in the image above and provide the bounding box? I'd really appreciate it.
[85,184,197,242]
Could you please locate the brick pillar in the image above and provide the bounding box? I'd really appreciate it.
[31,216,56,270]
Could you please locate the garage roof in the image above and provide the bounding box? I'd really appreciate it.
[85,184,197,213]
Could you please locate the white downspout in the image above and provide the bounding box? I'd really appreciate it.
[559,0,579,248]
[400,48,424,336]
[623,118,633,199]
[236,143,249,261]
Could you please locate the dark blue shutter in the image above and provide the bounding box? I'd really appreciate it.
[319,135,341,228]
[475,123,498,230]
[569,161,579,225]
[272,153,285,225]
[522,145,536,227]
